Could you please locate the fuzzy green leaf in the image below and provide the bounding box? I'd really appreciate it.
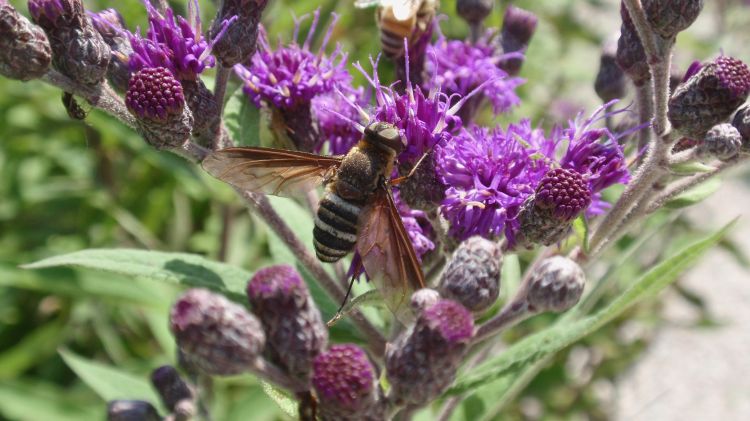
[448,220,733,395]
[225,89,261,147]
[664,177,722,209]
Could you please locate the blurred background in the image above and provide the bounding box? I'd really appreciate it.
[1,0,749,420]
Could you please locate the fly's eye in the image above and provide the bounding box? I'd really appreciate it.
[377,126,401,143]
[365,121,404,152]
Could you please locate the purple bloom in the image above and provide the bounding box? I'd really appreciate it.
[128,0,226,81]
[425,34,523,117]
[436,124,547,242]
[312,86,366,155]
[234,10,351,110]
[393,190,435,260]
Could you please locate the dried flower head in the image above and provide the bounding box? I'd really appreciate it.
[312,344,384,420]
[0,1,51,80]
[170,288,265,376]
[669,56,750,139]
[697,123,742,161]
[386,299,474,405]
[439,236,502,312]
[247,264,328,382]
[106,400,160,421]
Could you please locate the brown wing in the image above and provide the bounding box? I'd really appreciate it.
[202,147,342,197]
[356,186,426,325]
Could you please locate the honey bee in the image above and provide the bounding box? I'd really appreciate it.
[356,0,438,59]
[202,121,426,323]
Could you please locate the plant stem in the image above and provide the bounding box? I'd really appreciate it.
[42,71,136,129]
[172,141,211,163]
[473,299,531,345]
[212,65,232,150]
[635,83,654,153]
[237,190,387,356]
[250,358,308,393]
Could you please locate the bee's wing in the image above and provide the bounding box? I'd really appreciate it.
[202,147,342,198]
[391,0,421,20]
[356,187,426,325]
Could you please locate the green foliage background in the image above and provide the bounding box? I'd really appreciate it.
[1,1,749,420]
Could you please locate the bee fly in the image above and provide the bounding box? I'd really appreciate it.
[355,0,438,59]
[202,121,426,323]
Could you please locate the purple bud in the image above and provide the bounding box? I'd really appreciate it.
[410,288,441,314]
[0,2,51,80]
[697,123,742,161]
[523,256,585,313]
[386,299,474,405]
[27,0,70,29]
[312,344,384,420]
[170,288,265,376]
[247,265,328,383]
[150,365,194,412]
[594,38,626,103]
[456,0,493,24]
[106,400,160,421]
[89,9,132,92]
[616,9,651,87]
[126,67,193,150]
[439,237,502,313]
[642,0,704,40]
[731,103,750,149]
[210,0,269,67]
[669,56,750,139]
[498,6,538,76]
[534,168,592,221]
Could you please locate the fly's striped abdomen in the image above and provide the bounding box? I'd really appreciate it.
[378,8,416,59]
[313,192,361,262]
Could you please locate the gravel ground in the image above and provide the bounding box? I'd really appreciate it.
[614,173,750,420]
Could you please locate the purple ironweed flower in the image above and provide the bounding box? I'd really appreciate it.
[425,33,524,122]
[312,344,385,420]
[128,0,221,81]
[170,288,265,376]
[1,1,51,80]
[89,8,133,92]
[534,168,592,221]
[393,190,435,260]
[235,11,351,151]
[436,124,547,243]
[235,11,349,109]
[312,86,366,155]
[247,264,328,383]
[386,299,474,406]
[28,0,72,29]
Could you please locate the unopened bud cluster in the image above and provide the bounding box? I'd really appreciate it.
[0,0,51,80]
[439,236,502,313]
[497,6,538,76]
[210,0,269,67]
[523,256,585,313]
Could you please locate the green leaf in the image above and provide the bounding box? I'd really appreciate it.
[670,161,715,175]
[448,220,733,395]
[0,318,68,380]
[225,90,261,147]
[327,289,384,327]
[0,380,99,421]
[665,177,722,209]
[261,382,297,418]
[22,249,252,301]
[572,215,589,254]
[59,349,162,409]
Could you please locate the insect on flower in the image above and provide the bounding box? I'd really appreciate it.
[202,121,427,323]
[355,0,437,59]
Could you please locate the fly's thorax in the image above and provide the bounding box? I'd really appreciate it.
[334,141,394,201]
[313,189,362,263]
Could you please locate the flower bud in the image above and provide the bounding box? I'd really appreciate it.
[523,256,585,313]
[150,366,194,412]
[498,6,538,76]
[89,9,133,92]
[594,38,626,103]
[642,0,704,40]
[397,153,447,212]
[439,236,502,313]
[731,103,750,150]
[106,400,160,421]
[169,288,265,376]
[410,288,441,314]
[518,168,591,247]
[247,265,328,383]
[0,1,51,80]
[456,0,493,24]
[210,0,269,67]
[125,67,194,150]
[386,299,474,406]
[312,344,385,420]
[696,123,742,161]
[616,8,650,87]
[181,79,221,143]
[669,56,750,139]
[29,0,110,86]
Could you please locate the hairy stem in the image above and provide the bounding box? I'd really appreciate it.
[172,141,211,163]
[635,83,654,152]
[473,299,531,345]
[238,190,387,356]
[42,71,135,129]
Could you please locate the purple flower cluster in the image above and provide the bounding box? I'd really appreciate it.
[393,190,435,260]
[234,11,350,110]
[425,34,523,117]
[127,0,226,81]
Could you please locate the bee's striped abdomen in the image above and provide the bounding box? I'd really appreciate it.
[313,192,361,262]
